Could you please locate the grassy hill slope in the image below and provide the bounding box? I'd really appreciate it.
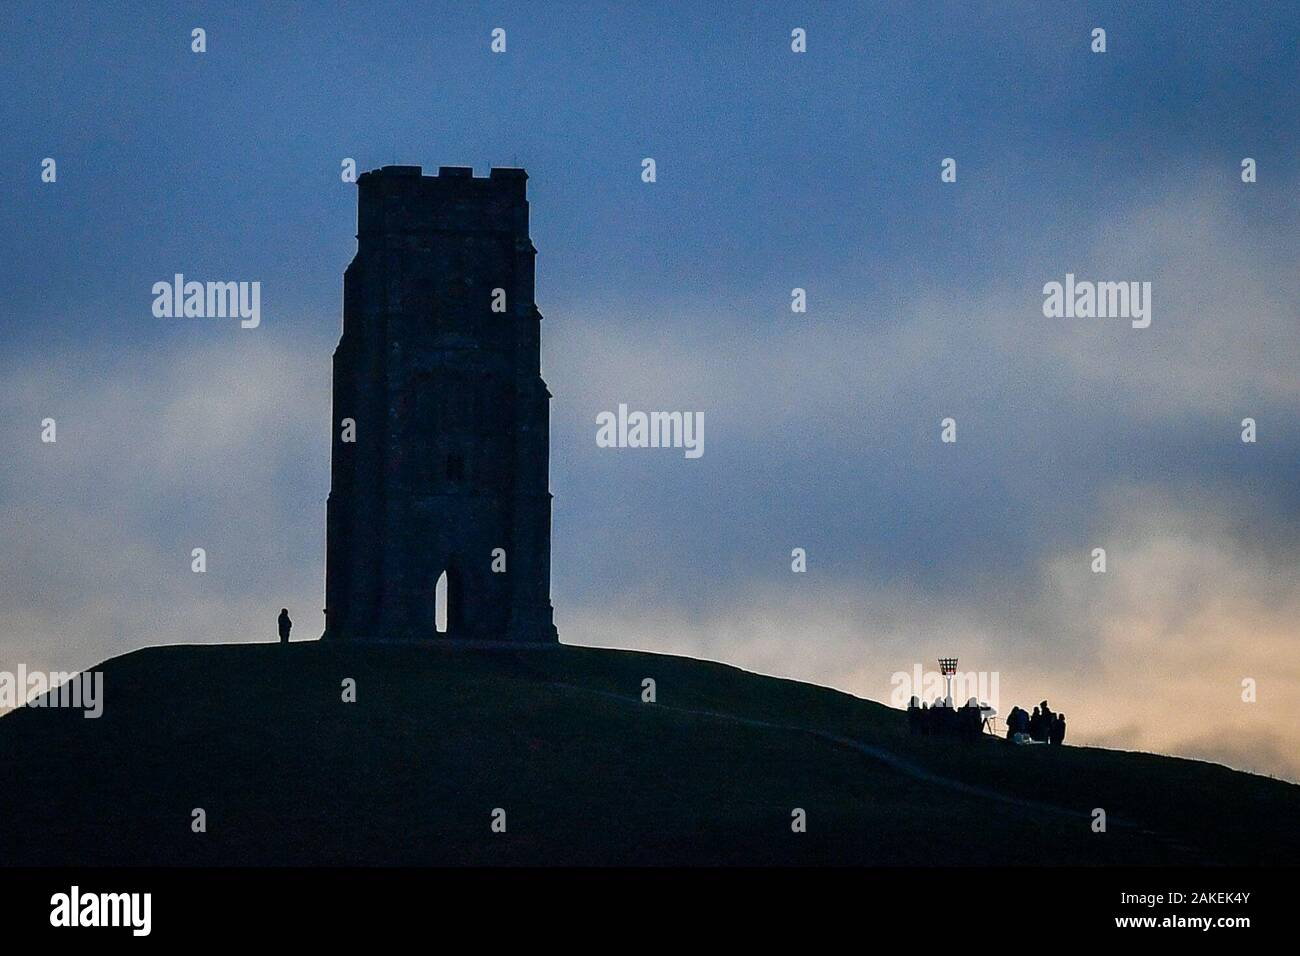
[1,641,1296,866]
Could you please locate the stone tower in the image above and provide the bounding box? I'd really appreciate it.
[324,165,558,643]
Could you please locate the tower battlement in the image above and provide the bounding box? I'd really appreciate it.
[357,164,529,182]
[356,165,530,243]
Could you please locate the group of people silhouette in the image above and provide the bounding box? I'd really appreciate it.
[905,696,986,740]
[905,695,1068,746]
[1004,701,1066,745]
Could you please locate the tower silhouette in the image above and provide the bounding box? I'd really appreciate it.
[324,165,558,643]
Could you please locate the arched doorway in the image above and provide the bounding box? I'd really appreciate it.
[434,570,449,634]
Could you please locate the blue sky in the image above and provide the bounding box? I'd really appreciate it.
[1,2,1297,779]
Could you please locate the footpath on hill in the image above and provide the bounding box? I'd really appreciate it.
[542,680,1196,852]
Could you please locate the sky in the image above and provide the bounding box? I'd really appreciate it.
[1,2,1297,780]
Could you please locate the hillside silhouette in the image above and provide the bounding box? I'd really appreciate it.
[1,641,1297,866]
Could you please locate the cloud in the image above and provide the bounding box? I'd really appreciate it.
[548,173,1299,605]
[0,337,330,676]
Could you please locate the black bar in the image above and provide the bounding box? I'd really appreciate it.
[0,865,1283,941]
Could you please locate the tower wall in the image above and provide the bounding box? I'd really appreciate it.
[325,165,558,642]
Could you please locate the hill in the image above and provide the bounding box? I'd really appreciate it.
[1,641,1296,866]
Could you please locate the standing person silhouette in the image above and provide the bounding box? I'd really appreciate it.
[278,608,292,644]
[1051,713,1067,745]
[1039,700,1055,742]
